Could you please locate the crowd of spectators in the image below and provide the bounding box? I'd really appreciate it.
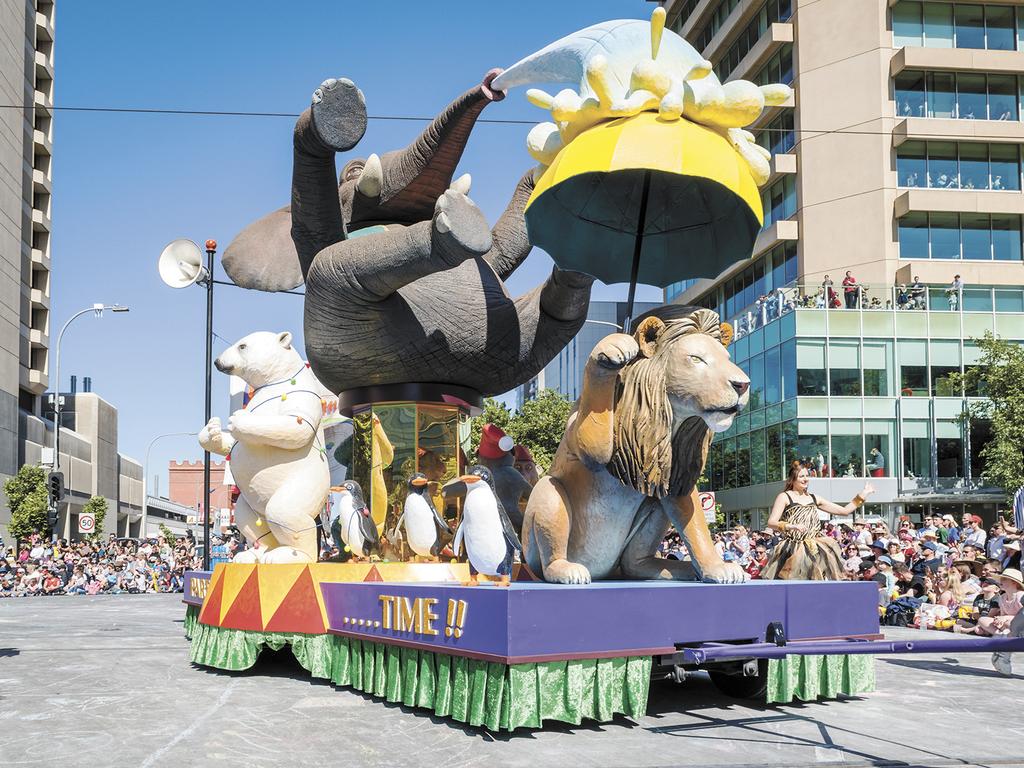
[662,512,1023,653]
[0,532,203,597]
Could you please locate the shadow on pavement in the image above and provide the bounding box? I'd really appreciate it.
[0,648,19,658]
[879,655,1016,679]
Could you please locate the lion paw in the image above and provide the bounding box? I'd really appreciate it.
[232,548,262,564]
[544,559,592,585]
[699,561,749,584]
[593,333,639,370]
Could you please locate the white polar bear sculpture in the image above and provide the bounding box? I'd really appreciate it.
[198,331,330,563]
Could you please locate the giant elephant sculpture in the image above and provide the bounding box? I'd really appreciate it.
[222,71,594,398]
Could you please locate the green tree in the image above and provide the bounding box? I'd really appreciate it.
[83,495,108,538]
[508,389,573,472]
[159,523,174,541]
[953,332,1024,502]
[468,397,512,460]
[4,464,49,540]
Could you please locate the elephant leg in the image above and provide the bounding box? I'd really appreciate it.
[483,171,534,280]
[309,188,493,301]
[539,267,594,323]
[291,78,367,277]
[620,502,699,580]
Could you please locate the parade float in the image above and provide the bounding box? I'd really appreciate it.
[180,9,1024,732]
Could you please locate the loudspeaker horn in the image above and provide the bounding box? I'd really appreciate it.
[158,238,208,289]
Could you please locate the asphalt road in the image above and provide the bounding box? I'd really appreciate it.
[1,594,1021,768]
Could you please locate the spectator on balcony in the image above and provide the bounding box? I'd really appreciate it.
[822,275,838,308]
[896,284,910,309]
[910,276,926,308]
[948,274,963,310]
[842,271,858,309]
[866,448,886,477]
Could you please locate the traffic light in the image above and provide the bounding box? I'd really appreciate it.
[46,504,58,531]
[47,471,64,507]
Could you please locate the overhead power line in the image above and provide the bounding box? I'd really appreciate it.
[10,103,1024,141]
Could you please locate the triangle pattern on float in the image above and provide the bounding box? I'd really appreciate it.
[264,566,325,634]
[219,563,257,624]
[198,571,225,626]
[258,564,308,624]
[363,565,383,582]
[220,568,263,631]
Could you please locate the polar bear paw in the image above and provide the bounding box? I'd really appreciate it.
[262,546,315,564]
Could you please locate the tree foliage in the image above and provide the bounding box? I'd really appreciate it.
[83,495,108,538]
[4,464,49,541]
[954,332,1024,502]
[159,523,174,541]
[468,390,572,473]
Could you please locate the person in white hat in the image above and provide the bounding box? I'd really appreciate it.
[988,568,1024,676]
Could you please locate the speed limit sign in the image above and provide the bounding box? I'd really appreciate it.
[78,513,95,534]
[698,492,716,523]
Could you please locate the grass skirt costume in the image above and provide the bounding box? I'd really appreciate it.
[761,493,844,580]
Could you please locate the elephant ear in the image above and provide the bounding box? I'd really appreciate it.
[221,205,304,292]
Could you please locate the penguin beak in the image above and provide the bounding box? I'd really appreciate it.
[411,477,428,487]
[459,475,481,484]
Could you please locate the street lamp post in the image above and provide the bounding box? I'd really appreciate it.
[157,238,217,569]
[142,431,198,537]
[50,304,129,533]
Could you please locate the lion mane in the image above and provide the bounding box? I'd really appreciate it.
[608,305,723,499]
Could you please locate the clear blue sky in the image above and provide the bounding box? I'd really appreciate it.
[52,1,657,491]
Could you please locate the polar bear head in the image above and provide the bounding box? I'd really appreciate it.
[214,331,304,388]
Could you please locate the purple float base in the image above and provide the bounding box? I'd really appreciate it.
[321,579,882,665]
[182,570,212,606]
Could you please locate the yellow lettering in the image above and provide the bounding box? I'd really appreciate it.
[379,595,394,629]
[422,598,439,636]
[398,597,416,632]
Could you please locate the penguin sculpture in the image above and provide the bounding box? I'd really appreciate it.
[331,480,379,560]
[444,466,523,586]
[395,473,452,561]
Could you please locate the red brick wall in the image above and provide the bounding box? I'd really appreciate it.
[168,460,231,515]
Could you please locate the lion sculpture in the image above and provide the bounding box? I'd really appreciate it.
[522,305,751,584]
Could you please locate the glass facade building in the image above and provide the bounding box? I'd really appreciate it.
[660,0,1024,527]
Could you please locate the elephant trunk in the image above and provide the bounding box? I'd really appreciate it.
[484,171,535,280]
[345,71,504,228]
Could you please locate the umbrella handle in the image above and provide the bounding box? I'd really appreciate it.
[622,169,652,334]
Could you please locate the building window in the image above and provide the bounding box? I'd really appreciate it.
[831,420,864,478]
[781,338,797,400]
[899,339,929,396]
[797,339,827,395]
[969,418,993,480]
[930,339,962,396]
[693,0,744,53]
[754,43,794,86]
[898,212,1023,260]
[902,419,932,481]
[766,422,783,481]
[750,428,767,484]
[936,419,964,479]
[670,0,702,34]
[829,340,862,396]
[761,175,797,229]
[864,420,894,477]
[795,419,828,472]
[895,70,1020,120]
[764,344,782,404]
[716,0,794,82]
[893,2,1019,51]
[897,141,1022,190]
[863,340,894,396]
[756,111,795,155]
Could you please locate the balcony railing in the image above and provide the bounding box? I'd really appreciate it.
[727,280,992,339]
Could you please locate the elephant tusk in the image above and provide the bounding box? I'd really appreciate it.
[449,173,472,195]
[356,153,383,198]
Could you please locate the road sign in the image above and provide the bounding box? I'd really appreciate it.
[698,491,717,523]
[78,513,95,534]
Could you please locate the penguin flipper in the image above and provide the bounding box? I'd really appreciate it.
[359,510,380,555]
[452,522,465,558]
[432,506,454,534]
[499,508,524,556]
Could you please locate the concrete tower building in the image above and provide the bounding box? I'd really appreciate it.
[0,2,54,492]
[662,0,1024,527]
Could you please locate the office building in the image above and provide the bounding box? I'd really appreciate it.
[517,300,660,406]
[661,0,1024,527]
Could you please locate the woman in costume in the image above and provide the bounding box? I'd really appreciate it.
[762,462,875,580]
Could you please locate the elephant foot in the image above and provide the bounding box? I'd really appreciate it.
[262,546,315,564]
[432,188,493,265]
[543,558,592,585]
[311,77,367,152]
[539,267,594,323]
